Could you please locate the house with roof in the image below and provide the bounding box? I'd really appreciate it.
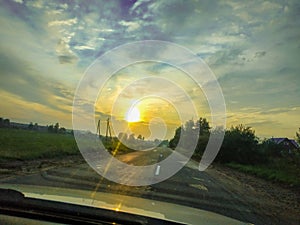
[268,137,299,154]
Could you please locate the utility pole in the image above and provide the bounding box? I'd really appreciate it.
[96,119,101,138]
[105,118,112,141]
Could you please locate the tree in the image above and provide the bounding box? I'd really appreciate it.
[259,139,282,158]
[158,140,169,147]
[169,126,182,149]
[54,122,59,133]
[216,124,261,164]
[198,117,210,136]
[28,122,34,130]
[137,134,143,140]
[48,125,54,133]
[3,119,10,128]
[296,128,300,144]
[194,135,209,157]
[193,118,211,156]
[59,127,66,134]
[169,117,211,151]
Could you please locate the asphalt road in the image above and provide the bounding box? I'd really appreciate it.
[1,148,275,224]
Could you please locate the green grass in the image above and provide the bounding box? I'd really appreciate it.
[0,128,139,162]
[226,161,300,186]
[0,128,80,161]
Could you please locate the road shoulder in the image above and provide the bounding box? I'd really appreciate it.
[206,164,300,225]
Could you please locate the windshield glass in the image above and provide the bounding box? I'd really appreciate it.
[0,1,299,225]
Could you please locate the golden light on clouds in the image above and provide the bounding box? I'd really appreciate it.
[93,61,201,139]
[124,97,181,140]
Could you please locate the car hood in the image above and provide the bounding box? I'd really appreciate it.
[0,184,250,225]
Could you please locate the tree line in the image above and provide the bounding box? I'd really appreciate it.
[47,122,66,134]
[0,117,68,134]
[169,118,300,165]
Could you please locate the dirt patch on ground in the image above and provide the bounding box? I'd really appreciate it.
[207,164,300,225]
[0,155,85,179]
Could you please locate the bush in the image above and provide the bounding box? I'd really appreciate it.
[259,140,283,158]
[216,125,265,164]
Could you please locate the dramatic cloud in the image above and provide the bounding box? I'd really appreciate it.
[0,0,299,138]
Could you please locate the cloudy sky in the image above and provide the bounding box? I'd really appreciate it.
[1,0,299,140]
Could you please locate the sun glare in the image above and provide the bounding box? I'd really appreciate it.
[126,106,140,122]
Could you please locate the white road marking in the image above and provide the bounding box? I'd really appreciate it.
[189,184,208,191]
[192,177,204,182]
[155,165,161,176]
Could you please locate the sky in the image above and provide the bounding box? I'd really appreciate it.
[0,0,299,140]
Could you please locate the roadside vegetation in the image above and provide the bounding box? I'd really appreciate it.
[0,119,159,162]
[1,117,299,186]
[0,128,79,162]
[226,161,299,186]
[0,128,141,162]
[170,119,300,187]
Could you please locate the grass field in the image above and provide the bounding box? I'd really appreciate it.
[0,128,80,162]
[226,161,300,186]
[0,128,137,162]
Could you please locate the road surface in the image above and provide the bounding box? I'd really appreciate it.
[0,148,296,224]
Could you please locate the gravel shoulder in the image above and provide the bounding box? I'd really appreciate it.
[207,164,300,225]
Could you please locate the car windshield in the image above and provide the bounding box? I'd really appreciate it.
[0,1,299,225]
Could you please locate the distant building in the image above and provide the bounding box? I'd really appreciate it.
[268,137,299,153]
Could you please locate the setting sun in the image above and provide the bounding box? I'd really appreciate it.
[126,106,141,122]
